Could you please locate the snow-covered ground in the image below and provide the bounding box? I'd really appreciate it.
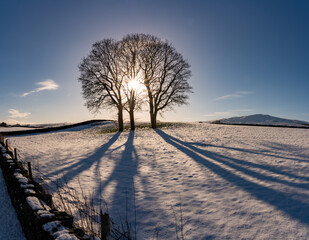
[6,123,309,239]
[0,127,37,132]
[0,121,109,133]
[0,169,26,239]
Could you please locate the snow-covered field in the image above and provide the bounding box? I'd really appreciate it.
[0,127,37,132]
[6,123,309,239]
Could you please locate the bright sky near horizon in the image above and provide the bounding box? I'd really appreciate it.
[1,0,309,124]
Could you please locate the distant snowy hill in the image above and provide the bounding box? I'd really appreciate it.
[215,114,309,127]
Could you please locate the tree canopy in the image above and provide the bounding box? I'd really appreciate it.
[78,34,192,130]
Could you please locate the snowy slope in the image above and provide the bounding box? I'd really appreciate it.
[0,120,114,136]
[0,127,37,132]
[218,114,309,127]
[0,169,26,239]
[6,123,309,239]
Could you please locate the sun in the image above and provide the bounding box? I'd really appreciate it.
[128,78,141,91]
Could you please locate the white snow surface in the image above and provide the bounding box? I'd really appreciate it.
[26,196,44,211]
[0,168,26,239]
[7,123,309,239]
[0,121,112,133]
[0,127,37,132]
[42,221,78,240]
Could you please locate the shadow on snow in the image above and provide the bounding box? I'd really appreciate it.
[47,132,121,192]
[155,129,309,226]
[94,131,138,220]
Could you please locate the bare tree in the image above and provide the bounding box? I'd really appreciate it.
[78,39,125,131]
[79,34,192,131]
[135,34,192,128]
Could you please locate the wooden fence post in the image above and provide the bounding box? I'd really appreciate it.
[14,148,18,161]
[28,162,33,179]
[5,139,8,151]
[100,210,110,240]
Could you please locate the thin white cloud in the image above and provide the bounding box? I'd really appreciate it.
[232,109,253,112]
[22,79,59,97]
[203,109,253,118]
[203,111,233,118]
[215,91,253,101]
[8,109,31,118]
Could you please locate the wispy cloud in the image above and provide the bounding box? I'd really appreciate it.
[215,91,253,101]
[8,109,31,118]
[22,79,59,97]
[203,111,233,118]
[203,109,253,118]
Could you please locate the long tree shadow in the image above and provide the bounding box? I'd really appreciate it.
[260,141,309,163]
[94,132,182,238]
[95,131,139,219]
[190,141,309,163]
[47,132,121,192]
[168,140,309,184]
[155,129,309,226]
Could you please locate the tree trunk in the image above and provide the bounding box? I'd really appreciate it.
[152,110,157,129]
[150,111,155,128]
[118,106,124,132]
[130,109,135,131]
[129,90,135,131]
[149,108,157,129]
[146,85,155,128]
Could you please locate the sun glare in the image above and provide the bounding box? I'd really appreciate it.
[128,78,140,91]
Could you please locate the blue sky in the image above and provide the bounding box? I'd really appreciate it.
[1,0,309,124]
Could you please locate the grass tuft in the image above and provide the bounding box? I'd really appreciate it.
[97,122,187,134]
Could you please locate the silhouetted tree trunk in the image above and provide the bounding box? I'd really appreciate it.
[145,82,155,128]
[151,111,157,129]
[118,105,124,132]
[129,90,135,130]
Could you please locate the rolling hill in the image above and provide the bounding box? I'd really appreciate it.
[213,114,309,128]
